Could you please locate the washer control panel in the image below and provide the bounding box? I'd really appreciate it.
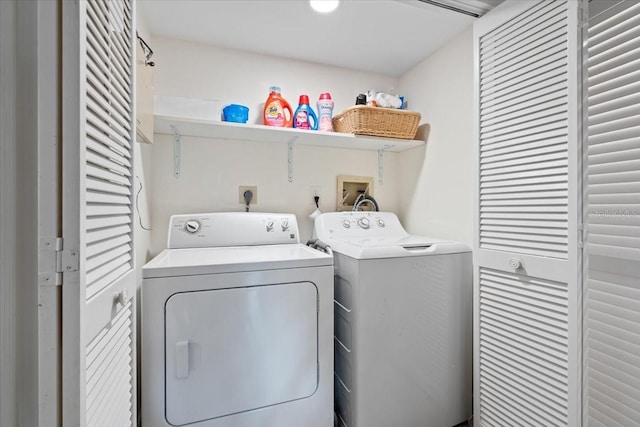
[315,212,407,242]
[168,212,299,249]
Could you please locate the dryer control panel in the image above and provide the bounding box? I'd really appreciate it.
[167,212,299,249]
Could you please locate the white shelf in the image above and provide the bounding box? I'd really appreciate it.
[154,115,427,152]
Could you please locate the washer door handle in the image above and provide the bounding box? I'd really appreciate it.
[175,340,190,379]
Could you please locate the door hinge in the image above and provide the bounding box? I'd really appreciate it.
[578,223,588,249]
[39,237,79,286]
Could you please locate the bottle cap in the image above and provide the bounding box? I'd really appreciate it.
[355,93,367,105]
[299,95,310,105]
[319,92,332,100]
[269,86,281,94]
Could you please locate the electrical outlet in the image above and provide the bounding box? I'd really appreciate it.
[310,185,322,206]
[239,186,258,204]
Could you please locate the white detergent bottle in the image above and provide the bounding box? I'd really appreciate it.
[317,92,334,132]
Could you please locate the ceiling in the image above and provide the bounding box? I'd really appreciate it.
[139,0,502,77]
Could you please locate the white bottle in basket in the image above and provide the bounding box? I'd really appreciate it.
[317,92,334,132]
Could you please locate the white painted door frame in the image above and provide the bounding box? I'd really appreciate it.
[1,1,61,425]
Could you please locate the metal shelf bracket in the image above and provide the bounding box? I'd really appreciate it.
[288,136,298,183]
[378,149,384,184]
[171,125,181,179]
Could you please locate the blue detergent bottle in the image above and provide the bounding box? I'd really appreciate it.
[293,95,318,130]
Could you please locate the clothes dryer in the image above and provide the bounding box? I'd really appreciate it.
[313,212,472,427]
[142,212,333,427]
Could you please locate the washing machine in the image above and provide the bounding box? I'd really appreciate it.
[142,212,334,427]
[313,212,472,427]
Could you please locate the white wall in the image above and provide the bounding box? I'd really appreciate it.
[135,2,154,276]
[135,6,154,422]
[152,36,399,126]
[146,32,477,254]
[148,37,402,255]
[398,27,474,248]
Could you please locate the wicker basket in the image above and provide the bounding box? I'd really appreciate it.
[332,105,421,140]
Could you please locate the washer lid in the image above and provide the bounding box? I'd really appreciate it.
[313,212,470,259]
[142,244,332,278]
[321,235,470,259]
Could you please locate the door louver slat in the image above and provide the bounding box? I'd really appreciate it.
[86,81,131,132]
[86,234,131,259]
[86,63,131,125]
[87,95,131,137]
[479,1,564,58]
[86,40,131,111]
[86,151,131,177]
[86,107,130,149]
[585,1,640,425]
[86,164,130,186]
[479,1,570,259]
[479,268,569,426]
[589,91,640,117]
[86,302,133,425]
[86,177,132,196]
[83,0,133,302]
[87,139,131,167]
[86,204,131,218]
[87,1,131,80]
[481,81,567,119]
[86,127,131,158]
[481,190,568,200]
[481,94,567,127]
[481,103,567,136]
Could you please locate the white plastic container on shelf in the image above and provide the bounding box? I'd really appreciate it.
[317,92,334,132]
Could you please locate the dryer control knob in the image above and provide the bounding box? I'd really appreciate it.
[281,218,289,231]
[357,217,370,229]
[342,220,351,228]
[185,220,200,234]
[377,219,385,227]
[266,220,274,232]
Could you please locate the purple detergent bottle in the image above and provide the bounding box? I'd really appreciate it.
[293,95,318,130]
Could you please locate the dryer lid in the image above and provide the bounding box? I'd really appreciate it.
[142,244,332,278]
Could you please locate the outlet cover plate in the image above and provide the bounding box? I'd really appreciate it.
[310,185,322,206]
[239,186,257,204]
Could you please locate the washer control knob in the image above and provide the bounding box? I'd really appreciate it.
[266,220,274,232]
[377,219,385,227]
[281,218,289,231]
[357,217,370,229]
[185,220,200,234]
[342,220,351,228]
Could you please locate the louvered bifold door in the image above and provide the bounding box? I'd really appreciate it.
[584,1,640,425]
[473,1,583,426]
[62,0,137,425]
